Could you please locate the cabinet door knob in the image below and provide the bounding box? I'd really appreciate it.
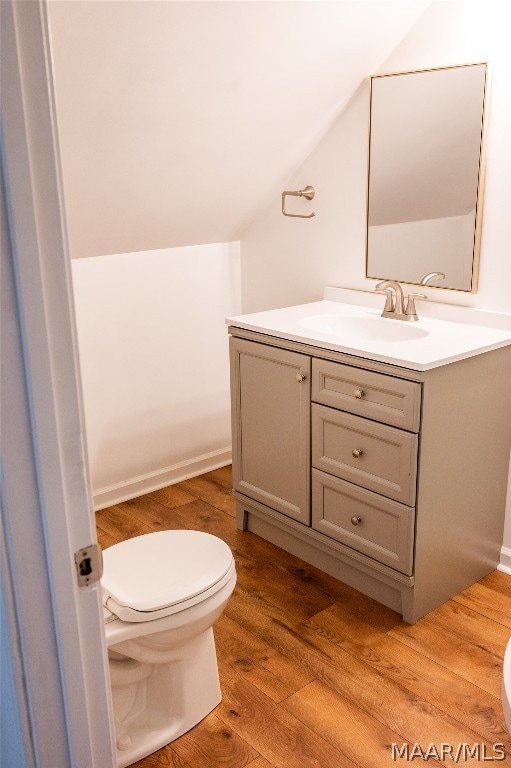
[351,516,362,526]
[354,389,365,399]
[296,372,307,383]
[351,448,363,458]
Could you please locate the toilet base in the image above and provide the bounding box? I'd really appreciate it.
[111,627,222,768]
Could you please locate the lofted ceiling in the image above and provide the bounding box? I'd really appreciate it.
[47,0,430,259]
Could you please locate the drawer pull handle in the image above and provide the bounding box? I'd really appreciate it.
[296,372,307,383]
[352,448,364,458]
[354,389,365,399]
[351,516,362,526]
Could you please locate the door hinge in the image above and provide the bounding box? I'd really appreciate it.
[74,544,103,587]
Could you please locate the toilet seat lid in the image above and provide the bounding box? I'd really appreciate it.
[101,530,234,615]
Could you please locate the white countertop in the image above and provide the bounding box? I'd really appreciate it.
[226,294,511,371]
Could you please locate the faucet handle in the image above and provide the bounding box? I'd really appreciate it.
[405,293,427,321]
[375,287,395,313]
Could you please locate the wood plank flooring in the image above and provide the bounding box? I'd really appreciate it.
[96,466,511,767]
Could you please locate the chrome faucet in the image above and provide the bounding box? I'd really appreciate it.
[375,280,426,322]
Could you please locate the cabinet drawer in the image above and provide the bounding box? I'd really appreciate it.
[312,469,415,575]
[312,404,418,505]
[312,358,421,432]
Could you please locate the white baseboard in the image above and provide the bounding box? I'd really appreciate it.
[93,447,232,511]
[498,546,511,575]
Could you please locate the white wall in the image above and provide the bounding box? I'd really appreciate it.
[72,243,240,507]
[240,1,511,314]
[240,1,511,561]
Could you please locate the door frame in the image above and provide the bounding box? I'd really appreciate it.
[1,1,116,765]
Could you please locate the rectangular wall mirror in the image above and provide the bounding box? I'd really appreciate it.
[366,63,488,292]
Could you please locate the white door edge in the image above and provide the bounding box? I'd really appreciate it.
[1,2,116,766]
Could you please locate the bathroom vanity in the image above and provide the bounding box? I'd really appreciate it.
[228,293,511,623]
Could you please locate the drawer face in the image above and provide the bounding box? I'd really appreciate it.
[312,358,421,432]
[312,404,418,505]
[312,469,415,575]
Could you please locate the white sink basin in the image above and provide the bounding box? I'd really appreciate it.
[299,313,429,342]
[226,297,511,371]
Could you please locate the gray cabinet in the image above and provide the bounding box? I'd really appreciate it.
[230,337,310,525]
[230,327,511,623]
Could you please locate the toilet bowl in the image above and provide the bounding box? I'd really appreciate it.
[101,529,237,768]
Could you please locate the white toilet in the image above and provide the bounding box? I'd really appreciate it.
[101,529,237,768]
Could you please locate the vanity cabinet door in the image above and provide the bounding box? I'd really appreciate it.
[230,337,311,524]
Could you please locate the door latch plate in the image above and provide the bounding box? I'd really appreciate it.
[74,544,103,587]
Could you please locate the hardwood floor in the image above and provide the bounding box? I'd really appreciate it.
[96,466,511,767]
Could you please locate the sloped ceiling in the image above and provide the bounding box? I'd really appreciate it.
[47,0,430,259]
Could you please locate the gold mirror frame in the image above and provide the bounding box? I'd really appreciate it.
[366,62,489,293]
